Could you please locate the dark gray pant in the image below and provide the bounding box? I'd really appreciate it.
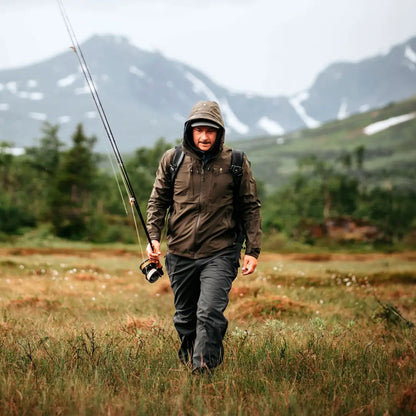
[165,246,240,370]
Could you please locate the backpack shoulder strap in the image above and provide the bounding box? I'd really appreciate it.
[169,145,185,185]
[230,149,246,243]
[230,149,245,188]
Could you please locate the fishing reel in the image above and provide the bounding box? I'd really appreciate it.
[140,259,164,283]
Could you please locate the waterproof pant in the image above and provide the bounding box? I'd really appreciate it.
[165,246,240,370]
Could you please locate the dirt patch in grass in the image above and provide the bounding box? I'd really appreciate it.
[0,260,20,267]
[153,281,172,296]
[7,296,61,310]
[230,286,261,299]
[368,271,416,285]
[122,316,158,334]
[71,273,99,281]
[229,294,308,320]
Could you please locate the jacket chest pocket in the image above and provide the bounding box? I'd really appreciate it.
[174,165,194,201]
[206,166,234,204]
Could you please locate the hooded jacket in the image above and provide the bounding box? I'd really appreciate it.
[147,101,261,259]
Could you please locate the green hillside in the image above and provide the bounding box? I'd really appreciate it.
[232,96,416,193]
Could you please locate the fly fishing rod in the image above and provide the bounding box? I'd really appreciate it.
[57,0,163,282]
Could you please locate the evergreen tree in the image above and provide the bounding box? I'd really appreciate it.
[49,124,98,239]
[26,122,63,177]
[0,142,14,193]
[25,122,65,219]
[0,142,36,233]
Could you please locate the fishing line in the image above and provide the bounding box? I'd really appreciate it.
[57,0,163,282]
[105,148,129,216]
[130,203,144,250]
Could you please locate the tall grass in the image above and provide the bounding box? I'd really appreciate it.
[0,248,415,415]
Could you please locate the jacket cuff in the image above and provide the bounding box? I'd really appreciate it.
[245,248,260,259]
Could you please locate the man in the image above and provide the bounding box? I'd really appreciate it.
[146,100,261,374]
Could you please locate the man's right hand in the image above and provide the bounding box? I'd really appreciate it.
[146,240,161,263]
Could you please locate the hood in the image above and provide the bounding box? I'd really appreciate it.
[183,101,225,158]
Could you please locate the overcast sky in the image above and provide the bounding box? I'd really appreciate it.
[1,0,415,96]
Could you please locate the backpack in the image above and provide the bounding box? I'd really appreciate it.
[168,145,246,243]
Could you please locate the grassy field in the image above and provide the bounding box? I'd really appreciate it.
[0,246,415,415]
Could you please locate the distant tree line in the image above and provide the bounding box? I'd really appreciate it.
[262,148,416,244]
[1,122,415,246]
[0,122,171,243]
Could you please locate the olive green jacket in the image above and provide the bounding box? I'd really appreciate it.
[147,101,261,259]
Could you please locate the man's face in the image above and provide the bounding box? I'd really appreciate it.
[192,126,218,151]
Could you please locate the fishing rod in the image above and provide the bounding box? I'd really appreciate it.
[57,0,163,282]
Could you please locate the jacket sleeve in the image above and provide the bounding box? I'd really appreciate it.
[146,149,175,241]
[239,155,262,258]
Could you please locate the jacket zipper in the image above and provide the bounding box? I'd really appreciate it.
[193,164,205,250]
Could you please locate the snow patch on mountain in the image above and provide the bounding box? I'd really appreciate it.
[129,65,146,79]
[337,99,348,120]
[363,113,415,135]
[6,82,17,94]
[17,91,43,100]
[58,116,71,124]
[27,80,38,88]
[219,99,249,135]
[289,92,320,128]
[405,45,416,64]
[29,112,47,121]
[57,74,77,87]
[75,84,90,95]
[30,92,43,100]
[1,147,25,156]
[183,72,249,134]
[85,111,97,119]
[257,116,284,135]
[185,72,217,101]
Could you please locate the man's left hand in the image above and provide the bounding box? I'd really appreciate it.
[241,255,257,275]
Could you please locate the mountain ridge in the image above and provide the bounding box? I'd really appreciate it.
[1,34,416,151]
[237,95,416,193]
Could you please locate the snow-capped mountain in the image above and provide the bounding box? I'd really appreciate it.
[299,36,416,124]
[1,34,416,151]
